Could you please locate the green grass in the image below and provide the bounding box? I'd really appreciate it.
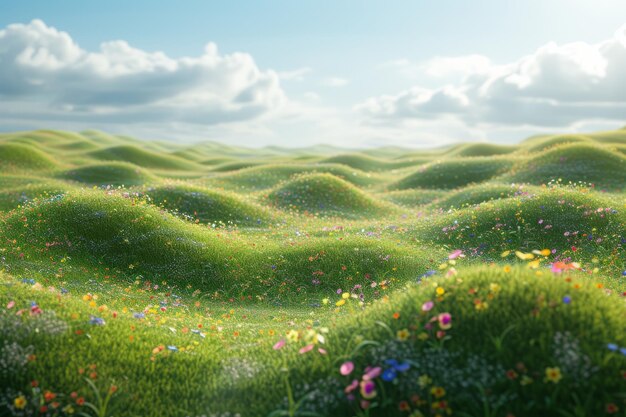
[264,173,400,219]
[0,128,625,417]
[392,157,514,190]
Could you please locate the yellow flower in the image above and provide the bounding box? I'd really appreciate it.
[14,395,27,410]
[515,251,534,260]
[418,374,432,388]
[520,375,533,385]
[430,386,446,399]
[474,300,489,311]
[286,329,299,342]
[435,287,445,296]
[342,292,350,299]
[544,367,562,383]
[322,298,329,305]
[417,332,429,341]
[503,265,511,273]
[396,328,410,341]
[335,299,346,307]
[489,283,501,293]
[500,250,511,257]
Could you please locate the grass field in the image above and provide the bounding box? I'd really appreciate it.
[0,129,625,417]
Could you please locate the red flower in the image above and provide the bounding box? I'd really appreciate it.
[398,400,410,411]
[76,397,85,406]
[606,403,619,414]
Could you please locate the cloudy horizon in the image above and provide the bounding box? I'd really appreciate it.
[1,2,625,148]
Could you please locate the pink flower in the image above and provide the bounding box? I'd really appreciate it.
[340,361,355,376]
[318,348,327,355]
[299,344,314,354]
[363,366,382,380]
[345,379,359,394]
[448,249,463,260]
[273,339,286,350]
[6,301,15,309]
[437,312,452,330]
[421,301,434,312]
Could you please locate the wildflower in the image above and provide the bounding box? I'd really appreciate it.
[418,374,432,388]
[562,295,571,304]
[76,397,85,406]
[520,375,533,386]
[340,361,354,376]
[286,330,299,342]
[506,369,518,380]
[44,391,56,402]
[448,249,463,260]
[360,380,377,399]
[606,403,619,414]
[336,299,346,307]
[544,367,562,383]
[399,401,410,411]
[14,395,27,410]
[474,300,489,311]
[385,359,410,372]
[489,283,501,293]
[515,251,534,260]
[382,368,397,381]
[89,316,105,326]
[437,313,452,330]
[392,312,401,319]
[363,366,382,380]
[430,386,446,399]
[397,328,410,341]
[607,343,619,351]
[273,339,286,350]
[298,344,314,354]
[436,287,445,296]
[345,379,359,394]
[503,265,511,273]
[421,301,434,312]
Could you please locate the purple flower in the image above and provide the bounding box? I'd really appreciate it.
[89,316,105,326]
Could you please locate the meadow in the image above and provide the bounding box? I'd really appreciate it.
[0,128,625,417]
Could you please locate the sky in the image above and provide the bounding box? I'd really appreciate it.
[0,0,625,148]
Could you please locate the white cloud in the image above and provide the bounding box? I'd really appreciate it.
[360,25,626,128]
[0,20,285,126]
[277,67,312,81]
[321,77,349,87]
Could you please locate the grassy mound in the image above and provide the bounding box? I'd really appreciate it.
[210,163,383,190]
[446,143,518,157]
[265,173,397,218]
[508,143,626,190]
[523,134,594,152]
[58,162,156,186]
[272,266,626,416]
[322,153,427,172]
[0,143,59,171]
[210,160,266,172]
[392,158,513,190]
[379,189,447,207]
[0,182,74,211]
[416,187,625,268]
[144,183,274,226]
[431,183,540,209]
[88,145,198,170]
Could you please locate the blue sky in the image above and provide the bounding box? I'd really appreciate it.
[1,1,625,147]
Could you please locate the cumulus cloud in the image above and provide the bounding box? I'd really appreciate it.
[359,24,626,127]
[0,19,285,126]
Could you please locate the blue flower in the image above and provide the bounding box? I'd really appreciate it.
[607,343,619,351]
[562,295,571,304]
[381,368,397,382]
[167,345,178,352]
[384,359,410,372]
[620,347,626,356]
[133,312,145,319]
[89,316,105,326]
